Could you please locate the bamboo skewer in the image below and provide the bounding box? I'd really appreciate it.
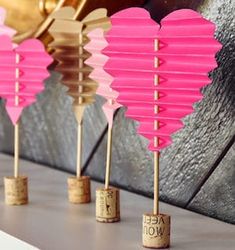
[142,37,170,250]
[153,39,160,215]
[104,122,113,189]
[14,122,20,178]
[14,53,20,178]
[76,33,83,178]
[76,121,82,177]
[153,151,159,215]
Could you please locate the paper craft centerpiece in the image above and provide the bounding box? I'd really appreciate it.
[0,35,52,205]
[102,7,221,248]
[48,7,110,204]
[85,29,122,222]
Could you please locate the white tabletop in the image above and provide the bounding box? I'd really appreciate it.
[0,154,234,250]
[0,230,38,250]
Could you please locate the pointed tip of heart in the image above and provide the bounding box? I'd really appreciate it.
[6,106,23,125]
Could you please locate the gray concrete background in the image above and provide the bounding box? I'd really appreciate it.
[0,0,234,224]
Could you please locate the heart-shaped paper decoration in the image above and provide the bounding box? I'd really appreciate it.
[103,8,222,151]
[85,28,122,127]
[0,35,52,124]
[48,7,110,123]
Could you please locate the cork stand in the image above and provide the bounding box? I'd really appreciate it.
[67,122,90,204]
[142,39,170,248]
[67,33,91,204]
[4,53,28,205]
[96,120,120,223]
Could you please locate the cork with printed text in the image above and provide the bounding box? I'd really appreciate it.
[143,213,170,249]
[96,187,120,223]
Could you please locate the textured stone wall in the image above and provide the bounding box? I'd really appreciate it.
[0,0,234,224]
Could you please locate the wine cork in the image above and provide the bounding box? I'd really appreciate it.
[96,187,120,223]
[4,176,28,205]
[67,176,91,204]
[142,213,170,249]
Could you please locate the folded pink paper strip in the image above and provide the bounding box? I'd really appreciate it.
[85,28,122,127]
[0,35,53,124]
[103,8,222,151]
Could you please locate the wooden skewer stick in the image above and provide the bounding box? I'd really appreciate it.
[76,121,82,178]
[104,121,113,189]
[153,38,159,215]
[76,33,83,178]
[14,122,19,178]
[143,31,170,250]
[14,53,20,178]
[153,151,159,215]
[97,100,120,221]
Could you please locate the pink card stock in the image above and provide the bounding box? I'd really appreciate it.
[0,35,52,124]
[85,29,122,127]
[103,8,222,151]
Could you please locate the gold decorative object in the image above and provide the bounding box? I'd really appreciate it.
[0,0,144,44]
[48,7,110,204]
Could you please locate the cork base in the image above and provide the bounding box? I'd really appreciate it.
[67,176,91,204]
[96,187,120,223]
[4,176,28,205]
[142,213,170,249]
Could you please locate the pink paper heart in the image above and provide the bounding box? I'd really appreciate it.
[0,35,53,124]
[102,8,222,151]
[85,28,122,126]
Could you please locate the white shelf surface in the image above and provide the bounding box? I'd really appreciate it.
[0,154,234,250]
[0,230,39,250]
